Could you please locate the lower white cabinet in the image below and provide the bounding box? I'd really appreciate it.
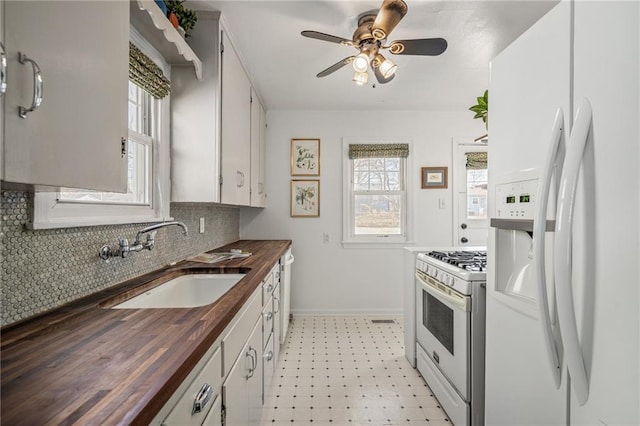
[162,347,222,425]
[222,318,263,425]
[202,394,222,425]
[272,282,281,368]
[157,261,283,425]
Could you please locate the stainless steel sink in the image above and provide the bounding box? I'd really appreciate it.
[111,273,245,309]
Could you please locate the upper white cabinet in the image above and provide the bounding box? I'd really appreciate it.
[220,30,251,206]
[171,12,266,207]
[2,1,129,192]
[250,87,267,207]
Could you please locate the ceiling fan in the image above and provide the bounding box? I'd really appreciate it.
[301,0,448,86]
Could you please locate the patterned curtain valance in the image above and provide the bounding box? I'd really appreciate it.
[466,151,488,169]
[129,42,170,99]
[348,143,409,159]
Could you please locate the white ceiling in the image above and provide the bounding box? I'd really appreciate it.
[191,1,558,111]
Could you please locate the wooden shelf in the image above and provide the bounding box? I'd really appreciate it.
[130,0,203,80]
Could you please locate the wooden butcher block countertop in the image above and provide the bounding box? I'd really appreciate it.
[1,240,291,425]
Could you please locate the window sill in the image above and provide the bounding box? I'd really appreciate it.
[341,240,415,249]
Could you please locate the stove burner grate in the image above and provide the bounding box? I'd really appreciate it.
[426,250,487,271]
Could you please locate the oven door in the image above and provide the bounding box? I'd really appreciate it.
[415,269,471,400]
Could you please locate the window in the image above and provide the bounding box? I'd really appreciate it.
[343,140,411,247]
[465,152,488,220]
[32,31,171,229]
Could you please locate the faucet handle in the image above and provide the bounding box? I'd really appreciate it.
[145,231,157,251]
[119,238,130,258]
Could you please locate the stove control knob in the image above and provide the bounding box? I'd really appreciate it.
[447,276,455,286]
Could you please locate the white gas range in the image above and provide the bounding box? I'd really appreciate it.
[409,249,487,426]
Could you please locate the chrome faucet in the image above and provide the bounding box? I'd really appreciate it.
[99,221,188,260]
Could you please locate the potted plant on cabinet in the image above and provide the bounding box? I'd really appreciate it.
[165,0,198,38]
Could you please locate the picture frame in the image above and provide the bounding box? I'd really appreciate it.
[291,180,320,217]
[291,138,320,176]
[421,167,448,189]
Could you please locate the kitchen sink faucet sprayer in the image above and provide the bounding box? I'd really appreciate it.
[98,221,188,260]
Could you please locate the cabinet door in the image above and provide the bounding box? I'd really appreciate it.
[202,395,222,426]
[3,1,128,191]
[272,283,281,367]
[247,319,263,425]
[220,31,251,206]
[250,88,266,207]
[223,318,262,426]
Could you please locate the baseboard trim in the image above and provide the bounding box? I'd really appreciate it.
[290,308,403,317]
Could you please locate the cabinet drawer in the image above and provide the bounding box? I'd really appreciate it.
[262,271,274,306]
[222,287,262,376]
[163,346,222,426]
[262,296,274,350]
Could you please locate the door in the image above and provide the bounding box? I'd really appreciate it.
[246,319,263,425]
[486,1,571,424]
[3,1,128,191]
[220,31,251,206]
[568,2,639,424]
[272,282,281,368]
[453,142,488,246]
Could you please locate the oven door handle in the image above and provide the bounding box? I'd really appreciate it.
[415,271,470,312]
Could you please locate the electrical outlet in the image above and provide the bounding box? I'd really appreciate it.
[199,217,205,234]
[322,233,330,243]
[438,198,445,209]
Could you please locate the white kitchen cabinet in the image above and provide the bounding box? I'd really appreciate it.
[202,394,222,425]
[163,347,222,426]
[170,11,222,203]
[171,12,265,207]
[250,87,267,207]
[272,282,281,368]
[222,318,263,426]
[220,30,251,206]
[2,1,128,191]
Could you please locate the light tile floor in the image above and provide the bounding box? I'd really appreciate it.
[261,316,451,426]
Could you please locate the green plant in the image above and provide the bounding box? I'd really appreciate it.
[165,0,198,38]
[469,89,488,129]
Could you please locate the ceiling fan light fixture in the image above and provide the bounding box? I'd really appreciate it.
[352,51,370,73]
[372,0,408,40]
[353,70,369,86]
[379,58,397,78]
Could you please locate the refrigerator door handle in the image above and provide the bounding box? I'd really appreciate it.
[554,98,592,406]
[533,107,564,388]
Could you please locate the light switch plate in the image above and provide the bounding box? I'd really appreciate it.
[199,217,205,234]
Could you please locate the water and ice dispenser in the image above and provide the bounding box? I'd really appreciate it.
[490,172,556,315]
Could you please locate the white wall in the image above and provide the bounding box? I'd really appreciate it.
[240,110,484,315]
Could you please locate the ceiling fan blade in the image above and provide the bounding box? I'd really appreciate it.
[301,30,352,45]
[371,0,408,40]
[374,66,395,84]
[317,57,355,78]
[389,38,448,56]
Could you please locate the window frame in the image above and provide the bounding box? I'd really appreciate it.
[342,138,413,248]
[31,28,171,229]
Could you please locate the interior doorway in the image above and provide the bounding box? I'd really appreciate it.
[452,140,489,247]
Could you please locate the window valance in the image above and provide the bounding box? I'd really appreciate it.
[129,42,170,99]
[466,151,488,169]
[348,143,409,159]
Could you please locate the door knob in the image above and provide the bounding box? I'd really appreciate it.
[461,223,467,229]
[461,237,469,243]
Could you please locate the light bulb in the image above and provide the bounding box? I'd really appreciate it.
[352,52,370,73]
[379,58,397,79]
[353,70,369,86]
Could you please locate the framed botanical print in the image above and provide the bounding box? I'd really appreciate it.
[291,180,320,217]
[291,138,320,176]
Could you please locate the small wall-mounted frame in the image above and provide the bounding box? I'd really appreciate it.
[291,180,320,217]
[291,138,320,176]
[421,167,448,189]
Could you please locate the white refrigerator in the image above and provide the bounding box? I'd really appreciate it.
[486,1,639,425]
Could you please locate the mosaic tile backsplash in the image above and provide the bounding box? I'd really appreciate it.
[0,191,240,326]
